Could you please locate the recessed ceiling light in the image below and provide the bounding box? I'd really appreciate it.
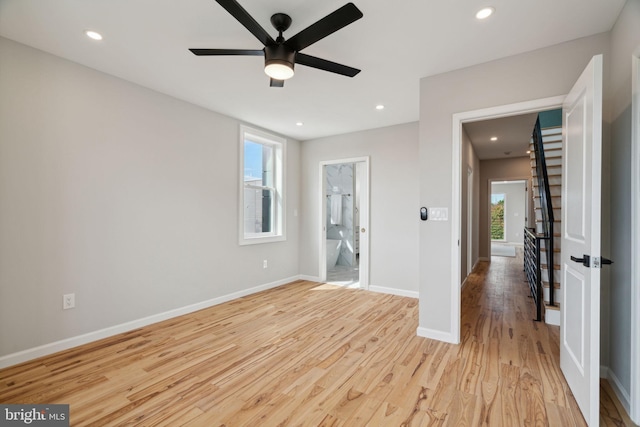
[490,136,498,141]
[526,150,531,154]
[296,122,303,126]
[475,7,495,20]
[84,30,103,41]
[375,104,384,110]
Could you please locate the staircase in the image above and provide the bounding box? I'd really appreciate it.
[529,124,562,325]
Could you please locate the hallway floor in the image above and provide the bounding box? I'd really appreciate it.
[478,248,636,426]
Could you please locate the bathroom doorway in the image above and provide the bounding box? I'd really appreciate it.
[319,157,369,289]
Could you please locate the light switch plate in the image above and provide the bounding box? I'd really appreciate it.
[429,207,448,221]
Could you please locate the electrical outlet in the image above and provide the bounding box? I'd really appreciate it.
[63,293,75,310]
[263,259,268,269]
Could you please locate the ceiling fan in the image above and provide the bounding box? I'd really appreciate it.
[190,0,363,87]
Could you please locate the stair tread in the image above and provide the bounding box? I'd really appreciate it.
[532,172,562,177]
[540,247,561,252]
[541,263,561,270]
[543,281,561,288]
[545,303,561,311]
[529,144,562,149]
[531,165,562,170]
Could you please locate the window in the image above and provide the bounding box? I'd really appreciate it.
[490,193,505,241]
[239,125,285,245]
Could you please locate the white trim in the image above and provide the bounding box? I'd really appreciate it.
[631,52,640,424]
[611,369,633,417]
[319,157,370,289]
[467,166,474,278]
[601,365,609,379]
[416,326,458,344]
[478,256,490,262]
[461,276,470,290]
[369,285,419,299]
[0,275,300,369]
[298,274,322,282]
[452,95,565,346]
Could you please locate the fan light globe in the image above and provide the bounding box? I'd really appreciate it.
[265,63,294,80]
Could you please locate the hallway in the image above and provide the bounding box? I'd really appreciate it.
[467,249,636,426]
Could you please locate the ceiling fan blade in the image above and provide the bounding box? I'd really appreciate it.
[285,3,363,52]
[214,0,275,46]
[189,48,264,56]
[270,78,285,87]
[295,53,360,77]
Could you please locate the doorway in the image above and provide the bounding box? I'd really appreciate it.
[490,180,527,258]
[319,157,370,289]
[451,95,565,343]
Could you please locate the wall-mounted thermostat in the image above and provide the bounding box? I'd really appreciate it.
[420,207,428,220]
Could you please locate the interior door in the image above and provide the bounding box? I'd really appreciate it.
[560,54,603,426]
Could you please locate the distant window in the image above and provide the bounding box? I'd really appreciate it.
[239,126,286,245]
[491,193,505,241]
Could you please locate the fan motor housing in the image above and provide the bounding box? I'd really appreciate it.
[264,44,296,70]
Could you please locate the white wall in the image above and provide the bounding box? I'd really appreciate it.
[491,181,527,245]
[299,123,419,296]
[418,32,610,339]
[0,37,301,360]
[607,0,640,410]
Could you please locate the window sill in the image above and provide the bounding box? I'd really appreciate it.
[239,234,286,246]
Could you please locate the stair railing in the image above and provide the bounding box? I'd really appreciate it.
[530,117,555,308]
[524,227,545,321]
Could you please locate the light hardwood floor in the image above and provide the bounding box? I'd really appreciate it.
[0,252,635,426]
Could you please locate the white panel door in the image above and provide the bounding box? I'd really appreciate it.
[560,54,603,426]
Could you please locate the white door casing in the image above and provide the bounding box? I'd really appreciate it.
[467,167,473,277]
[560,54,603,426]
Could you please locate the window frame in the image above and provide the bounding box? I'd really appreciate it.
[238,125,286,245]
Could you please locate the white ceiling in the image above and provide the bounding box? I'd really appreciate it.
[0,0,625,141]
[463,112,539,160]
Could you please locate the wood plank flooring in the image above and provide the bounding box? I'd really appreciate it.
[0,251,635,426]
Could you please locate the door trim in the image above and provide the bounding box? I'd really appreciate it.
[318,157,370,289]
[467,166,473,277]
[631,52,640,424]
[451,95,565,343]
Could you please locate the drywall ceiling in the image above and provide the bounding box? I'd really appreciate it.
[464,113,539,160]
[0,0,625,141]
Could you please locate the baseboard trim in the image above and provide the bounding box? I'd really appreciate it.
[416,326,458,344]
[0,275,300,369]
[369,285,418,299]
[602,366,632,416]
[298,275,321,282]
